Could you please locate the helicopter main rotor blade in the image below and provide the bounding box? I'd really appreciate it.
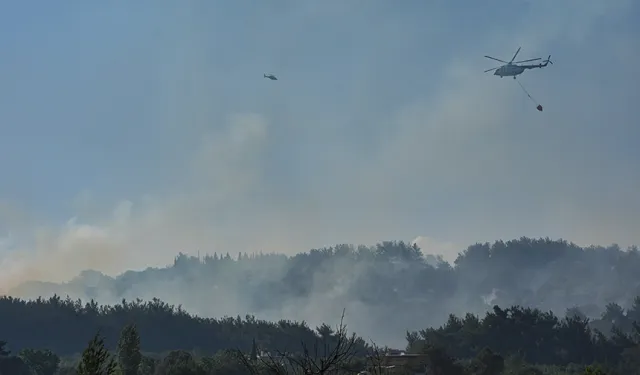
[510,47,521,63]
[514,58,541,63]
[484,66,500,73]
[484,56,507,63]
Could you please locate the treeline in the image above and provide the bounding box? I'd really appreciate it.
[406,301,640,372]
[4,293,639,359]
[1,313,367,375]
[2,300,640,374]
[10,238,640,328]
[0,295,367,357]
[6,237,640,353]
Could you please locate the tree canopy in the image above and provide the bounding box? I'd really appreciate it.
[3,236,640,374]
[1,297,640,374]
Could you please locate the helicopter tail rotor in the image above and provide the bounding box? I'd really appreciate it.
[544,55,553,65]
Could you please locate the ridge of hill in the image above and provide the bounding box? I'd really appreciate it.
[6,237,640,347]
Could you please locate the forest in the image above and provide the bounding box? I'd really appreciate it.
[2,237,640,374]
[1,296,639,374]
[7,237,640,347]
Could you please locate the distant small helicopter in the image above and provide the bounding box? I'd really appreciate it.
[484,47,552,79]
[264,73,278,81]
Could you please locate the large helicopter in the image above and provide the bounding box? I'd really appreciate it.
[484,47,552,79]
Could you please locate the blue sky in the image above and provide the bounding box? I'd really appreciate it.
[0,0,639,287]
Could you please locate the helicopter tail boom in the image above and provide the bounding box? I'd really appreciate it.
[520,55,553,70]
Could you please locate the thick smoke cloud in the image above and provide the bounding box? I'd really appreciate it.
[6,239,640,349]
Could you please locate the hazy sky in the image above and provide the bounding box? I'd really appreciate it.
[1,1,639,288]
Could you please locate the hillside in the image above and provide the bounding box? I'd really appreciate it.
[7,237,640,347]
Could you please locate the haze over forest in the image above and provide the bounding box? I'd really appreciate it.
[6,237,640,347]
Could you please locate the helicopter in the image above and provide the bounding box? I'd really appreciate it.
[484,47,552,79]
[264,73,278,80]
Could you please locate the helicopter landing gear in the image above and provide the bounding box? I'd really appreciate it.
[513,76,516,79]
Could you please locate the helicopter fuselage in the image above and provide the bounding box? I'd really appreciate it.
[494,60,550,78]
[493,63,525,78]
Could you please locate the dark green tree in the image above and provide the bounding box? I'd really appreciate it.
[154,350,204,375]
[19,348,60,375]
[138,355,158,375]
[315,323,334,340]
[77,332,117,375]
[201,350,246,375]
[471,347,504,375]
[117,324,142,375]
[422,345,466,375]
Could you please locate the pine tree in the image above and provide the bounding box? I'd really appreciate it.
[117,324,142,375]
[77,332,117,375]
